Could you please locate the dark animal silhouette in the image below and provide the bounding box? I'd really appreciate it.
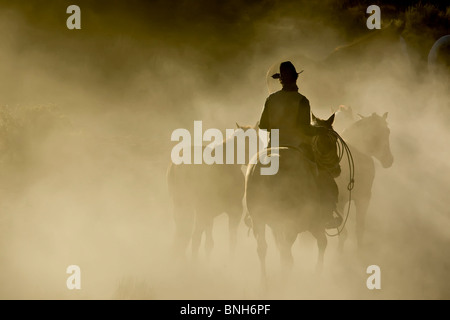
[336,112,393,250]
[265,22,409,108]
[245,114,340,279]
[332,105,355,134]
[167,123,261,259]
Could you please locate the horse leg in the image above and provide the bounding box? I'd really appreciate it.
[338,227,349,253]
[337,200,348,253]
[355,196,370,251]
[228,211,240,257]
[313,230,327,274]
[253,219,267,281]
[272,226,295,275]
[204,217,214,260]
[191,213,205,261]
[279,230,296,273]
[172,201,194,258]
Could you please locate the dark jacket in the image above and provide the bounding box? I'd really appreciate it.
[259,88,318,147]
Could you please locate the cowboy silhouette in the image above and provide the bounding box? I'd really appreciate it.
[259,61,342,229]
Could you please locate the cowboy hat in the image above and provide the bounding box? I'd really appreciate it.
[271,61,304,79]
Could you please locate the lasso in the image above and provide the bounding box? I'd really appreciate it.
[330,130,354,237]
[313,130,355,237]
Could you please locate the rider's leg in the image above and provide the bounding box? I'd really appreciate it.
[318,170,342,229]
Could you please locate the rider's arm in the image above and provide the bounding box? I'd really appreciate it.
[297,97,319,136]
[259,98,270,130]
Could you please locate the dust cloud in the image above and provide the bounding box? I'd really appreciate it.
[0,0,448,299]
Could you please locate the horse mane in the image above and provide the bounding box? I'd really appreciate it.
[342,116,368,137]
[220,124,256,145]
[342,113,388,140]
[235,124,254,130]
[207,124,260,153]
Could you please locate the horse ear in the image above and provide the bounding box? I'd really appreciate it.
[383,112,388,120]
[357,113,366,119]
[326,113,335,125]
[236,122,241,129]
[311,113,318,121]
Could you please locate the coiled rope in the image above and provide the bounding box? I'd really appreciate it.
[322,130,355,237]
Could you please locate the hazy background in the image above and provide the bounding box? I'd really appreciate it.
[0,0,448,299]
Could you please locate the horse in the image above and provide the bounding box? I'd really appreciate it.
[335,112,394,251]
[332,105,355,134]
[245,114,342,279]
[167,122,262,260]
[265,21,410,108]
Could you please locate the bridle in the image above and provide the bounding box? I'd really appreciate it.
[311,131,341,174]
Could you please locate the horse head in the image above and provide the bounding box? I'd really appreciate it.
[311,113,341,178]
[235,121,259,131]
[346,112,394,168]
